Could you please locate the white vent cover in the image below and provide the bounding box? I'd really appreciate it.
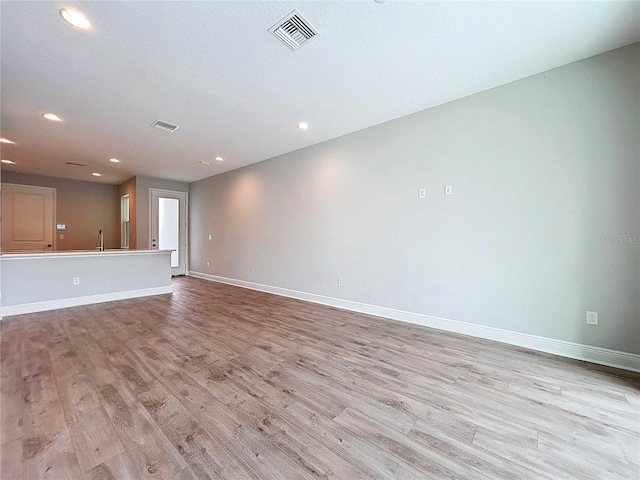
[269,10,317,51]
[151,119,180,132]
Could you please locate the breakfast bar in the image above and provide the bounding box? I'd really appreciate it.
[0,249,173,317]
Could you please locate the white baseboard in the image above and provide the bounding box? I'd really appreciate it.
[189,271,640,373]
[0,285,173,317]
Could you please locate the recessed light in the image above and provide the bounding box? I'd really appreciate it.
[92,172,101,176]
[297,122,309,130]
[0,138,15,144]
[109,158,120,163]
[43,113,62,122]
[214,156,224,162]
[1,159,16,164]
[199,161,211,165]
[60,8,92,29]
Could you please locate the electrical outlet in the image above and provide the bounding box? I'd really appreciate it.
[586,311,598,325]
[250,267,255,274]
[337,277,344,287]
[206,261,210,267]
[208,234,212,240]
[418,188,426,199]
[73,277,80,285]
[445,185,453,196]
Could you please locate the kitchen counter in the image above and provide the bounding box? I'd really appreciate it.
[1,249,173,317]
[1,248,169,257]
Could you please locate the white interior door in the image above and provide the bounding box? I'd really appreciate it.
[150,189,187,276]
[1,184,56,252]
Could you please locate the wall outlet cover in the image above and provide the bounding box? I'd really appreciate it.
[586,311,598,325]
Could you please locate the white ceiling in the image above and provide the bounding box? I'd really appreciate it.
[1,1,639,185]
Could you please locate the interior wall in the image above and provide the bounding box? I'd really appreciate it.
[1,251,171,309]
[118,176,137,248]
[190,43,639,355]
[1,171,120,251]
[135,176,189,250]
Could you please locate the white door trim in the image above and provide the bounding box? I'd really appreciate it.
[2,183,57,252]
[148,188,189,275]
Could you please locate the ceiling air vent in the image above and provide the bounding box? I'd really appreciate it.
[151,119,180,133]
[66,162,85,167]
[269,10,317,51]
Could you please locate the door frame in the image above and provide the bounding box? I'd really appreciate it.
[148,188,189,276]
[2,183,57,252]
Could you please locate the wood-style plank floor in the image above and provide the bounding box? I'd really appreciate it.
[1,276,639,479]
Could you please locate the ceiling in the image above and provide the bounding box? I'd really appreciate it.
[1,1,639,185]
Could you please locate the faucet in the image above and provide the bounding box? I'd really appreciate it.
[97,229,104,251]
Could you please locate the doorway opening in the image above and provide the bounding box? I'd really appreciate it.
[149,188,188,276]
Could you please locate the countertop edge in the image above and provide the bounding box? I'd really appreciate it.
[1,249,173,260]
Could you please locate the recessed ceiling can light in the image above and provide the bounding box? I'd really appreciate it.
[1,159,16,164]
[0,138,15,144]
[199,160,211,165]
[92,172,101,176]
[214,156,224,162]
[109,158,120,163]
[297,122,309,130]
[43,113,62,122]
[60,8,92,29]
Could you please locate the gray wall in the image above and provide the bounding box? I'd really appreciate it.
[189,44,640,355]
[1,251,171,308]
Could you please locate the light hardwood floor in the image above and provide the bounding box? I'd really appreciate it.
[1,276,639,479]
